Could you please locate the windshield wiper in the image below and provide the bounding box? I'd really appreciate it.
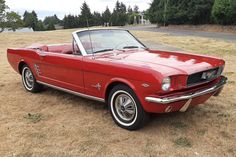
[93,48,114,54]
[123,46,146,49]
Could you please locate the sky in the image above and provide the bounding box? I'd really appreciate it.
[5,0,151,20]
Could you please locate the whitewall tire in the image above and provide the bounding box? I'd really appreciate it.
[22,65,42,93]
[108,84,149,130]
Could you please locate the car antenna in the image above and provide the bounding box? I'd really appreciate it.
[86,18,95,59]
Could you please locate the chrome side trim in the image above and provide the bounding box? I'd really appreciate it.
[145,76,227,104]
[72,32,87,56]
[37,81,105,103]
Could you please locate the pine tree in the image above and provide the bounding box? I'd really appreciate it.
[111,0,128,26]
[23,10,39,30]
[79,1,93,27]
[102,6,111,25]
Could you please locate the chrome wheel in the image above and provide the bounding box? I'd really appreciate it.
[110,90,138,127]
[22,67,34,90]
[109,85,149,130]
[25,69,34,88]
[115,94,136,121]
[21,65,43,93]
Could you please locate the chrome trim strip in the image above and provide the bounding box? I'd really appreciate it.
[72,31,87,56]
[145,76,227,104]
[37,81,105,103]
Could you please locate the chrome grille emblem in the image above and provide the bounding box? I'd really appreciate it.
[201,70,217,80]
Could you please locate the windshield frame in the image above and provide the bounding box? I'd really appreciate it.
[72,29,147,56]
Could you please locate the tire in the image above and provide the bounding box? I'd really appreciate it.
[108,84,149,130]
[21,65,43,93]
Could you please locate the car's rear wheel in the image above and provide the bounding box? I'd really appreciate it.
[22,65,42,93]
[108,85,149,130]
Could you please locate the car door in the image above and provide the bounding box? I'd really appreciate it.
[37,51,84,94]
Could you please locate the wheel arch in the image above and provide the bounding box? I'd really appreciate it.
[18,60,27,75]
[104,78,137,103]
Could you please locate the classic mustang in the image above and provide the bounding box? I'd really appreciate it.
[7,29,227,130]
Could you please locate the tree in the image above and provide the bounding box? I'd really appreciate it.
[102,6,111,25]
[187,0,214,24]
[23,10,38,30]
[47,22,56,30]
[212,0,236,25]
[111,1,128,26]
[148,0,214,25]
[43,14,61,26]
[127,5,133,14]
[0,0,8,32]
[148,0,163,25]
[93,11,102,26]
[79,1,93,27]
[5,11,23,31]
[134,5,139,13]
[63,14,79,29]
[35,20,45,31]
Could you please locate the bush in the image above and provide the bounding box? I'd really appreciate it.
[212,0,236,25]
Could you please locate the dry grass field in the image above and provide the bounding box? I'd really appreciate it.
[0,29,235,157]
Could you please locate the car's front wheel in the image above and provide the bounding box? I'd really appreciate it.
[22,65,43,93]
[108,85,149,130]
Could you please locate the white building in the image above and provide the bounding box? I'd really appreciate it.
[2,27,34,33]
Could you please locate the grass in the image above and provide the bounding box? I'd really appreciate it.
[196,129,207,136]
[24,113,42,123]
[0,28,235,156]
[170,121,188,129]
[174,137,192,148]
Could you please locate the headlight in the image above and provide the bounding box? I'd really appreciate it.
[162,77,171,91]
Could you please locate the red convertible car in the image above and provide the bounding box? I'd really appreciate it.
[7,29,227,130]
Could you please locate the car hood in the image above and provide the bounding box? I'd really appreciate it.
[95,49,224,76]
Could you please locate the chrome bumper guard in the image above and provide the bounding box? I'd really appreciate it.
[145,76,227,104]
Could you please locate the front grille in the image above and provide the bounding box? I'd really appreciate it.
[187,67,219,86]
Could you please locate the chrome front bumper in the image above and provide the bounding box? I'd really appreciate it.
[145,76,227,104]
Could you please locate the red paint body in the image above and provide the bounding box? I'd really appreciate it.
[7,44,225,113]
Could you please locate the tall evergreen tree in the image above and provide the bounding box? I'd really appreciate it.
[134,5,139,13]
[127,5,133,14]
[23,10,39,30]
[111,1,128,26]
[102,6,111,25]
[79,1,93,27]
[93,11,102,26]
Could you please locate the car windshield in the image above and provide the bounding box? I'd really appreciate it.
[76,29,146,54]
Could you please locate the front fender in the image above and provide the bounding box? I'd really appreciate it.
[103,77,162,112]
